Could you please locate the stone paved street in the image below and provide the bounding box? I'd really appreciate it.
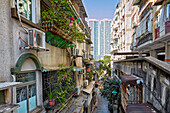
[93,93,110,113]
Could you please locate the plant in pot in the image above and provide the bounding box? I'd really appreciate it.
[48,90,56,106]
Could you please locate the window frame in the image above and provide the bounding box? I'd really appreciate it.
[18,0,36,23]
[16,72,37,113]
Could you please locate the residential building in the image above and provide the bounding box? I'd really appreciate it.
[100,19,112,57]
[0,0,96,113]
[112,0,170,113]
[88,19,100,61]
[111,0,132,76]
[111,0,132,63]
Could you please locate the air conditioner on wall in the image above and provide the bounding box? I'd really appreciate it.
[71,47,76,56]
[28,28,46,48]
[84,80,88,87]
[83,52,89,59]
[76,49,80,55]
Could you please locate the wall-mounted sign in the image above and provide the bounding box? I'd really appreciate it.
[16,72,36,82]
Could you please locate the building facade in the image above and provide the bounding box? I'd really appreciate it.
[112,0,170,113]
[0,0,96,113]
[100,19,112,58]
[111,0,132,61]
[88,19,100,61]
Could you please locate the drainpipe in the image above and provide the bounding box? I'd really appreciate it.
[11,75,16,82]
[11,74,16,105]
[10,0,16,8]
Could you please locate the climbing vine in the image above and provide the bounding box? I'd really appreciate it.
[47,64,75,107]
[41,0,86,41]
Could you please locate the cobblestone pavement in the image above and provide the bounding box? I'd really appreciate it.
[93,93,110,113]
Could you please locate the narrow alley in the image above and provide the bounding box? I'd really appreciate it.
[0,0,170,113]
[93,93,110,113]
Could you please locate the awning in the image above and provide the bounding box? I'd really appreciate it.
[153,0,164,6]
[120,75,139,85]
[82,81,95,94]
[0,82,21,90]
[133,0,141,5]
[46,31,75,49]
[126,103,157,113]
[0,104,20,113]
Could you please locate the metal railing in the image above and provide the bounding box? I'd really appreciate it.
[79,12,91,36]
[137,33,152,47]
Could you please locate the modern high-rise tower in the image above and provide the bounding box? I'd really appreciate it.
[88,19,100,61]
[100,19,112,58]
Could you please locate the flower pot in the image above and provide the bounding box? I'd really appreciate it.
[49,100,55,106]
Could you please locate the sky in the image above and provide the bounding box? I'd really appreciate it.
[82,0,119,20]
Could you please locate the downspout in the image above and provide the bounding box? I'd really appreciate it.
[11,74,16,105]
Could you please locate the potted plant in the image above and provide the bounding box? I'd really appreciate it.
[48,91,55,106]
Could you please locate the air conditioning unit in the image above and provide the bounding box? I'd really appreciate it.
[90,55,93,60]
[76,49,79,55]
[71,47,76,56]
[28,28,45,48]
[83,52,89,59]
[84,80,88,87]
[132,22,138,28]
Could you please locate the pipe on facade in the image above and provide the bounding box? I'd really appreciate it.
[11,0,16,8]
[11,75,16,82]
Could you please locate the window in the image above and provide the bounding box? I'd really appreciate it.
[133,33,136,46]
[166,3,170,20]
[146,20,148,31]
[18,0,35,22]
[16,72,36,113]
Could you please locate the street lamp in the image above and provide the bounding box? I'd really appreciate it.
[112,89,118,104]
[112,89,117,96]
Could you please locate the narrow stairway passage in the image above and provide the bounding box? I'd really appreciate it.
[93,93,110,113]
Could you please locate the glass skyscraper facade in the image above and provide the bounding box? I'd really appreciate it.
[88,19,99,61]
[88,19,111,61]
[100,19,112,57]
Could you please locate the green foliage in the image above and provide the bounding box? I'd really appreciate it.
[98,56,111,77]
[101,78,120,103]
[55,65,75,107]
[86,65,97,81]
[108,104,113,113]
[48,90,55,100]
[48,64,75,107]
[41,0,86,42]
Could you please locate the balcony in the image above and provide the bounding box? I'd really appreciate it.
[155,21,170,40]
[83,52,89,60]
[113,24,119,30]
[132,22,138,28]
[110,40,114,45]
[89,55,93,60]
[113,34,119,40]
[79,12,91,36]
[41,21,75,49]
[137,32,153,49]
[113,46,118,51]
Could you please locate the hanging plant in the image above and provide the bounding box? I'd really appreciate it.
[41,0,86,42]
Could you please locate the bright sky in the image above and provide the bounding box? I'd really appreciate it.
[82,0,119,20]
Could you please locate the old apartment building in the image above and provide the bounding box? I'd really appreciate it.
[0,0,96,113]
[111,0,170,113]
